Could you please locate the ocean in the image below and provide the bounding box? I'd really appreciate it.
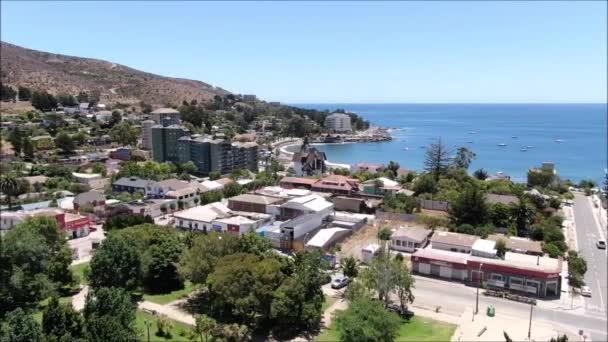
[291,103,607,183]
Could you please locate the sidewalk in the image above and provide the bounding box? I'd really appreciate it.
[138,299,195,325]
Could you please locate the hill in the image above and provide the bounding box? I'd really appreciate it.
[0,41,230,107]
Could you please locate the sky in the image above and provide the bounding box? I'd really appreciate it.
[1,1,606,103]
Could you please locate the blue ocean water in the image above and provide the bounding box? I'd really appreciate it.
[292,104,607,183]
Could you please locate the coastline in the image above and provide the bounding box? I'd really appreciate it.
[278,140,351,170]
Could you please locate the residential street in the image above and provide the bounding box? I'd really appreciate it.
[573,193,608,317]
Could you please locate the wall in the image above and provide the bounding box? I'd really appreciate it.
[419,199,450,212]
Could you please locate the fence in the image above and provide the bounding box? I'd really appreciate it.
[375,211,417,222]
[419,199,450,212]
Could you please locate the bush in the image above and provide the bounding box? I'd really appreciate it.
[542,243,562,258]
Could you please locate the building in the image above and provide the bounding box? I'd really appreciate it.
[351,162,384,173]
[391,227,431,253]
[176,137,259,175]
[487,234,543,256]
[311,175,359,196]
[95,110,113,122]
[150,108,181,125]
[429,231,479,254]
[279,194,334,220]
[324,113,352,132]
[232,142,258,173]
[148,179,204,209]
[242,94,257,102]
[173,202,231,232]
[305,227,351,251]
[227,194,286,214]
[412,248,470,281]
[73,191,106,212]
[361,177,402,196]
[112,176,154,194]
[109,147,132,161]
[279,177,318,189]
[152,124,189,163]
[118,198,178,218]
[72,172,103,185]
[471,239,498,258]
[0,208,90,238]
[467,252,561,298]
[292,146,326,177]
[141,120,155,150]
[177,136,214,174]
[213,212,271,235]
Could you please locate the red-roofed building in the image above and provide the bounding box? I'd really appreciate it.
[311,175,360,196]
[280,177,319,190]
[56,212,91,239]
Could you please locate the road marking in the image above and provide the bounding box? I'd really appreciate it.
[597,278,605,312]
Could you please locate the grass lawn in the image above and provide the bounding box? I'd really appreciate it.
[316,316,456,342]
[135,310,193,342]
[142,281,197,305]
[71,262,89,285]
[321,295,338,313]
[32,296,73,323]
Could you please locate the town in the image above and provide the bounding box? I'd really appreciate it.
[1,88,607,342]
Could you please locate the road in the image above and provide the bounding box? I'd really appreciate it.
[573,193,608,317]
[412,275,608,341]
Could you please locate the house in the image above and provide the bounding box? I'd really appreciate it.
[311,175,359,196]
[471,239,498,258]
[279,177,318,190]
[292,146,326,177]
[72,172,102,185]
[351,162,384,173]
[148,179,204,209]
[56,212,92,239]
[487,234,543,256]
[332,196,366,213]
[391,226,431,253]
[361,177,402,196]
[173,202,232,232]
[212,212,272,235]
[0,208,90,239]
[305,227,351,251]
[279,194,334,220]
[227,194,286,214]
[1,208,61,231]
[73,191,106,212]
[109,147,132,161]
[112,176,154,195]
[118,198,178,218]
[430,231,479,254]
[200,180,225,192]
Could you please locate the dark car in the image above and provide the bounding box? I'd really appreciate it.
[387,303,415,319]
[596,240,606,249]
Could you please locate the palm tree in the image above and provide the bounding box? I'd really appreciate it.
[0,175,18,209]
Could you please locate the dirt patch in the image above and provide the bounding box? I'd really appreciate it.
[421,209,449,217]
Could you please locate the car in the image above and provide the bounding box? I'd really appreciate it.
[596,240,606,249]
[581,286,592,297]
[331,275,349,289]
[387,303,415,319]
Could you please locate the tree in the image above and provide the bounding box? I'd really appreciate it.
[473,168,489,180]
[424,138,452,179]
[179,161,198,175]
[42,296,85,341]
[22,137,35,160]
[57,94,77,107]
[509,199,535,237]
[31,91,58,112]
[7,127,24,156]
[453,147,476,170]
[108,111,122,128]
[77,91,89,103]
[335,297,401,342]
[495,238,507,258]
[412,173,437,195]
[527,168,555,188]
[361,251,393,304]
[449,185,489,226]
[83,287,138,342]
[219,323,249,342]
[0,84,17,102]
[109,122,138,146]
[192,314,217,342]
[141,234,184,293]
[377,227,393,243]
[209,171,221,180]
[223,182,244,198]
[341,256,359,278]
[0,175,19,209]
[55,132,75,154]
[387,161,400,178]
[488,203,511,228]
[18,86,31,101]
[88,236,141,290]
[392,259,415,315]
[0,308,44,342]
[155,315,174,339]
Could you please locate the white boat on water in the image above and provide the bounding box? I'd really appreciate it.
[497,143,507,147]
[526,145,534,149]
[468,131,477,134]
[555,139,564,143]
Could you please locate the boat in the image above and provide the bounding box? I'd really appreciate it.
[497,143,507,147]
[555,139,564,143]
[403,147,410,151]
[526,145,534,149]
[520,148,528,152]
[511,136,518,139]
[468,131,477,134]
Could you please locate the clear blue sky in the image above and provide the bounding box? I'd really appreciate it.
[2,1,606,103]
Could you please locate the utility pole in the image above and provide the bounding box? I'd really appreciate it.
[475,263,483,314]
[144,319,151,342]
[528,304,534,339]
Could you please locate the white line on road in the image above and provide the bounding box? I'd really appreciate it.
[597,278,605,312]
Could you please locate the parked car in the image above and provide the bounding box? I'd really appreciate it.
[581,286,592,297]
[387,303,415,319]
[596,240,606,249]
[331,274,349,289]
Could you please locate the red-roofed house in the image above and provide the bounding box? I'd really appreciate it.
[311,175,360,196]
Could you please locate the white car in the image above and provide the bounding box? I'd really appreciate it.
[581,286,592,297]
[331,275,349,289]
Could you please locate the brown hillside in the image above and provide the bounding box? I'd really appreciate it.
[0,41,230,106]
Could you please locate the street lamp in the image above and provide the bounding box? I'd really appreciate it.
[475,263,483,314]
[527,303,534,339]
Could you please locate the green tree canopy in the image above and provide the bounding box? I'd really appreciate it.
[335,297,401,342]
[83,287,138,342]
[88,236,141,291]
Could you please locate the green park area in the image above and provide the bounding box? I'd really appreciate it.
[316,316,456,342]
[135,310,193,342]
[142,281,197,305]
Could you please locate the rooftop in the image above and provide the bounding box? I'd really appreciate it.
[471,239,497,254]
[306,228,349,248]
[113,176,153,188]
[469,252,561,274]
[151,108,180,114]
[72,172,102,179]
[280,177,319,185]
[283,194,334,212]
[173,202,231,222]
[412,247,469,265]
[228,193,285,205]
[487,234,543,255]
[430,231,479,248]
[392,226,431,242]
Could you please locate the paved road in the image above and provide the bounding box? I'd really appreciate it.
[573,193,608,317]
[412,275,608,341]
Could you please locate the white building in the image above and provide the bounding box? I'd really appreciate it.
[141,120,154,150]
[471,239,498,258]
[72,172,103,185]
[429,231,479,254]
[391,226,431,253]
[173,202,231,232]
[324,113,352,132]
[305,227,351,251]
